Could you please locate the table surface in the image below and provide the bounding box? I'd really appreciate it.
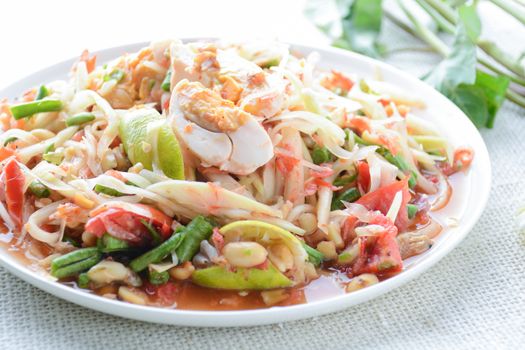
[0,1,524,349]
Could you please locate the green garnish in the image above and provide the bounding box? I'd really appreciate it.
[104,69,125,83]
[3,137,17,146]
[331,187,361,210]
[161,70,172,92]
[50,248,102,278]
[311,145,332,164]
[65,112,95,127]
[407,204,418,219]
[140,219,162,246]
[148,269,170,285]
[10,99,63,120]
[35,85,49,100]
[29,180,51,198]
[94,184,123,197]
[97,233,130,253]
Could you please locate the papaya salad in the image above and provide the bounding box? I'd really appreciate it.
[0,39,473,310]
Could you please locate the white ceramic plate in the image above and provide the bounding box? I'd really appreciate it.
[0,40,491,327]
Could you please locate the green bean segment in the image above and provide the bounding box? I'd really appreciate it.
[10,99,63,120]
[3,137,17,146]
[161,70,172,92]
[50,248,102,278]
[149,270,170,285]
[140,219,162,246]
[104,69,125,82]
[302,242,324,267]
[65,112,95,127]
[94,184,123,197]
[333,173,357,187]
[77,272,90,288]
[331,187,361,210]
[44,143,55,154]
[175,216,215,263]
[97,233,130,253]
[35,85,49,100]
[129,232,184,272]
[312,145,332,164]
[29,180,50,198]
[407,204,418,219]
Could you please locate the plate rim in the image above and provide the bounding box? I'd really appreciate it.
[0,39,492,327]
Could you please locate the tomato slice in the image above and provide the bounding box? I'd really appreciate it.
[85,203,173,243]
[0,148,17,162]
[453,147,474,172]
[4,158,24,229]
[356,161,370,193]
[79,50,97,74]
[352,213,402,275]
[357,178,411,232]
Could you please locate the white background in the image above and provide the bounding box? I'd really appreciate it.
[0,0,328,88]
[1,0,523,87]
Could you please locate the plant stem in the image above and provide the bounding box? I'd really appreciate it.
[422,0,457,23]
[397,0,449,56]
[415,0,455,34]
[491,0,525,25]
[478,40,525,78]
[422,0,525,79]
[387,46,436,55]
[393,0,525,108]
[479,57,525,86]
[506,88,525,107]
[384,9,419,38]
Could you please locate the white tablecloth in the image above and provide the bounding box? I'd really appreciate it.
[0,1,524,349]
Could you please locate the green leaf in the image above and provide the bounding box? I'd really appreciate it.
[306,0,384,57]
[473,70,509,128]
[444,83,489,128]
[423,20,476,90]
[423,4,509,128]
[341,0,384,57]
[304,0,354,38]
[458,3,481,42]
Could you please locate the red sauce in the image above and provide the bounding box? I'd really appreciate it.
[0,172,468,311]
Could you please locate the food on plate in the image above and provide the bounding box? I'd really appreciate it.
[0,39,473,310]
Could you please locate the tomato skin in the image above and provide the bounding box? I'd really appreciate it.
[0,148,17,162]
[356,178,411,232]
[85,203,173,243]
[453,147,474,172]
[211,227,225,252]
[155,282,179,306]
[105,170,128,183]
[347,117,371,133]
[342,216,358,244]
[356,161,370,193]
[4,158,24,229]
[439,147,474,176]
[352,213,402,276]
[275,147,300,175]
[79,50,96,73]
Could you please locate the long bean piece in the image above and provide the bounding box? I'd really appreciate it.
[10,99,63,120]
[129,231,184,272]
[51,248,102,278]
[175,216,215,263]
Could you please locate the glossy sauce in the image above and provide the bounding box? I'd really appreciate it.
[0,171,468,311]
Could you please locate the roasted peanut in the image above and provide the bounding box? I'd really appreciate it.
[223,242,268,268]
[345,273,379,293]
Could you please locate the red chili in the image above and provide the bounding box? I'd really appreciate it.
[4,158,24,229]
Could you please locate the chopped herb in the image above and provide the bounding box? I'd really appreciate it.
[103,69,125,83]
[3,137,17,146]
